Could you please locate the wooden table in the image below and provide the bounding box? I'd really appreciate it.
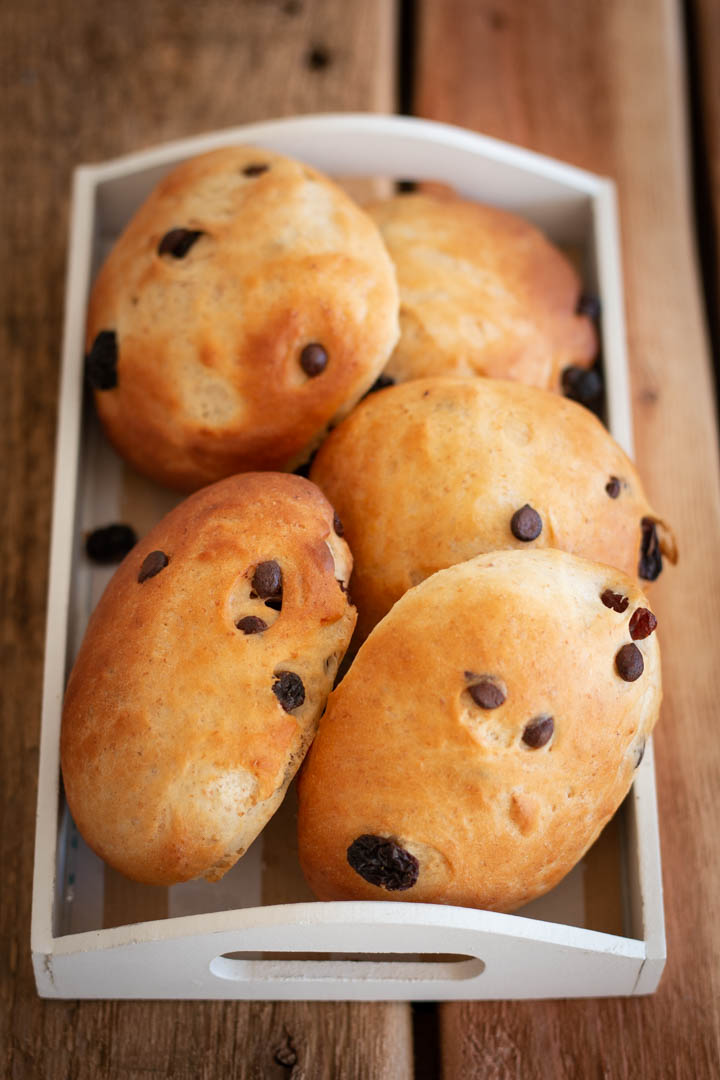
[2,1,719,1076]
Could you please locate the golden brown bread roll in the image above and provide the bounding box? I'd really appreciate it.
[297,549,661,912]
[85,146,399,491]
[367,192,596,391]
[61,473,356,885]
[310,376,676,639]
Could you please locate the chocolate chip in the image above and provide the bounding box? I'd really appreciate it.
[299,343,328,377]
[346,835,419,891]
[264,597,283,611]
[138,549,169,583]
[157,228,203,258]
[236,615,268,634]
[561,365,603,409]
[639,518,663,581]
[242,163,270,177]
[85,330,118,390]
[85,523,137,564]
[272,671,305,712]
[576,293,601,320]
[629,608,657,640]
[601,589,629,613]
[467,676,506,710]
[252,560,282,600]
[616,643,644,681]
[364,373,395,397]
[522,715,554,748]
[633,741,646,768]
[333,511,344,537]
[510,504,542,542]
[606,476,621,498]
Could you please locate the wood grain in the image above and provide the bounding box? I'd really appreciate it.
[0,2,414,1078]
[415,1,720,1074]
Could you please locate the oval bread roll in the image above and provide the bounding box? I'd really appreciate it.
[85,146,399,491]
[367,192,596,391]
[310,376,676,638]
[61,473,356,885]
[297,549,661,912]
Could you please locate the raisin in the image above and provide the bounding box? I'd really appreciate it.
[236,616,268,634]
[561,365,603,409]
[272,671,305,712]
[522,715,554,748]
[346,835,419,891]
[243,163,269,176]
[138,550,169,582]
[605,476,621,498]
[639,518,663,581]
[252,560,282,600]
[629,608,657,640]
[157,228,204,258]
[633,741,646,768]
[85,330,118,390]
[85,523,137,563]
[333,511,344,537]
[299,343,328,376]
[601,589,629,613]
[616,643,644,681]
[467,675,506,709]
[576,293,601,320]
[510,504,542,541]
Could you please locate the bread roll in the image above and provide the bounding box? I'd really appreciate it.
[367,192,596,391]
[297,549,661,912]
[85,146,399,491]
[310,376,676,638]
[61,473,355,885]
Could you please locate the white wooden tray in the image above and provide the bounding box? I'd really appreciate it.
[31,113,665,1000]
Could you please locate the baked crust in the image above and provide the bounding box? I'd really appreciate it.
[61,473,356,885]
[87,146,399,491]
[297,549,661,911]
[368,192,595,390]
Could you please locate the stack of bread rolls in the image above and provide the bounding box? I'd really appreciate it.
[61,146,676,913]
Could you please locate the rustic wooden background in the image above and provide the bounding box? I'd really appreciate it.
[2,0,719,1076]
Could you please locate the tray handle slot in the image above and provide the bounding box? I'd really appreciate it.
[209,950,486,983]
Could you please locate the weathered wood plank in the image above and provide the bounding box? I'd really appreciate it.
[0,2,414,1078]
[415,0,720,1076]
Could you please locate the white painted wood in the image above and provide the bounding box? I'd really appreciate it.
[31,114,666,1000]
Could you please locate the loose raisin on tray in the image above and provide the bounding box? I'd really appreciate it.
[138,550,169,583]
[467,676,506,710]
[522,715,554,748]
[252,560,282,600]
[616,643,644,681]
[157,228,204,258]
[236,616,268,635]
[299,343,328,377]
[629,608,657,640]
[561,365,603,409]
[638,518,663,581]
[272,671,305,712]
[601,589,629,613]
[576,293,601,320]
[605,476,621,498]
[85,523,137,564]
[85,330,118,390]
[346,834,419,891]
[510,504,542,542]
